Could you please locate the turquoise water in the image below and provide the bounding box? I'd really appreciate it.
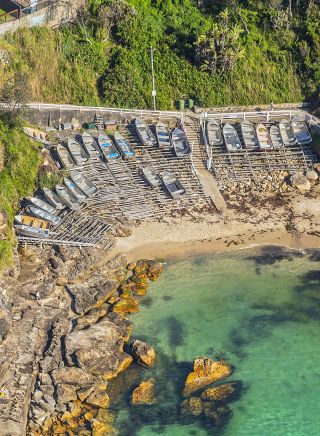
[113,247,320,436]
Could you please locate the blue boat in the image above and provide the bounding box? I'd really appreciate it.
[98,133,120,160]
[114,131,135,159]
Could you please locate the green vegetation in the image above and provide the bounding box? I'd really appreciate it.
[0,0,319,109]
[0,119,41,269]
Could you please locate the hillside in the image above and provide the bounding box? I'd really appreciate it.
[0,0,319,109]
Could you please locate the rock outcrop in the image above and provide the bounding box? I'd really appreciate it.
[131,379,156,405]
[131,339,156,367]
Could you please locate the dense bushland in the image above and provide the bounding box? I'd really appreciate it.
[0,0,319,109]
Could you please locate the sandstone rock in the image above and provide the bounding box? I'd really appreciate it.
[86,390,110,409]
[92,419,118,436]
[203,403,232,426]
[131,340,156,367]
[200,381,242,403]
[56,383,78,404]
[131,379,156,405]
[0,309,10,343]
[127,262,136,271]
[76,386,95,402]
[0,210,8,241]
[65,316,132,380]
[181,396,203,417]
[67,401,83,418]
[52,367,95,387]
[183,357,232,397]
[75,305,110,331]
[112,296,139,314]
[305,170,318,181]
[290,173,311,193]
[313,163,320,175]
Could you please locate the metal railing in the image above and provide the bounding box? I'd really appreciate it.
[0,8,19,23]
[200,109,307,123]
[18,236,96,247]
[0,0,52,25]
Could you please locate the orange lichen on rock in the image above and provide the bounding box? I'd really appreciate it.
[131,379,156,405]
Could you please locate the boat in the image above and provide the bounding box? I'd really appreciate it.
[171,127,191,157]
[29,197,57,215]
[56,144,75,169]
[55,185,80,210]
[134,118,157,147]
[64,178,88,202]
[14,224,50,239]
[113,131,135,158]
[160,171,186,198]
[81,132,100,158]
[67,138,88,165]
[223,124,242,151]
[14,215,50,229]
[23,127,51,146]
[279,119,297,146]
[269,125,284,149]
[155,123,171,148]
[240,120,259,149]
[70,171,97,196]
[141,166,162,188]
[28,206,61,226]
[291,115,312,145]
[206,119,223,146]
[256,123,273,150]
[97,134,120,160]
[43,188,67,211]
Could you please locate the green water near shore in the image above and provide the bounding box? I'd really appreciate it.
[114,247,320,435]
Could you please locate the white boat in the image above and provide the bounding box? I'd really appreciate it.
[70,171,97,196]
[256,124,273,150]
[155,123,171,148]
[113,132,135,158]
[29,197,56,215]
[171,128,191,157]
[206,119,223,146]
[279,119,297,146]
[43,188,67,210]
[55,185,80,210]
[67,138,88,165]
[269,125,284,149]
[134,118,157,146]
[240,120,259,149]
[81,132,100,158]
[28,206,61,226]
[291,116,312,145]
[64,178,87,202]
[223,124,242,151]
[98,134,120,160]
[141,166,162,188]
[160,171,185,198]
[56,144,75,169]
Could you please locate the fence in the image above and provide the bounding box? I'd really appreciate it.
[0,8,19,23]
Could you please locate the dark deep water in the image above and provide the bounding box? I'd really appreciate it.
[111,247,320,435]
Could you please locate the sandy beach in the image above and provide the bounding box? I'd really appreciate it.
[111,191,320,261]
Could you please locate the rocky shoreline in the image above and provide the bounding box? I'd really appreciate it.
[0,242,163,435]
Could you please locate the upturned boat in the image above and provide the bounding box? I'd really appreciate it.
[256,123,273,150]
[43,188,67,210]
[27,206,61,226]
[291,116,312,145]
[155,123,171,148]
[56,144,75,169]
[29,197,56,215]
[98,133,120,160]
[134,118,157,146]
[160,171,185,198]
[240,120,259,149]
[55,185,80,210]
[206,119,223,146]
[171,128,191,157]
[70,171,97,196]
[67,138,88,165]
[113,131,135,158]
[14,215,50,229]
[223,124,242,151]
[81,132,100,158]
[279,119,297,146]
[141,166,162,188]
[269,125,284,149]
[14,224,50,239]
[64,178,88,202]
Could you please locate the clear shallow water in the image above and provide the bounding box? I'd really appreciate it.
[113,247,320,436]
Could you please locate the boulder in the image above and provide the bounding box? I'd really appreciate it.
[56,383,78,404]
[131,340,156,367]
[112,296,139,314]
[290,173,311,193]
[0,308,10,343]
[181,397,203,417]
[200,381,242,403]
[305,170,318,181]
[86,391,110,409]
[92,419,118,436]
[131,379,156,405]
[183,357,232,397]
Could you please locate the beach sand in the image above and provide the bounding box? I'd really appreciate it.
[110,192,320,261]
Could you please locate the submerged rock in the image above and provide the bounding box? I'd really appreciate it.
[131,379,156,405]
[203,403,232,426]
[131,339,156,367]
[181,396,203,417]
[112,296,139,314]
[200,381,242,403]
[183,357,232,397]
